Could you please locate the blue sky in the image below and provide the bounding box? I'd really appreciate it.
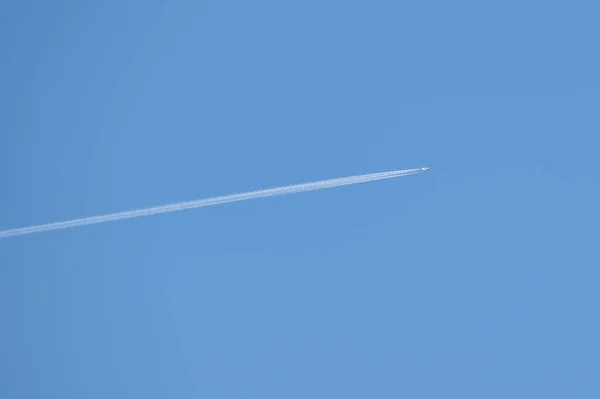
[1,0,598,397]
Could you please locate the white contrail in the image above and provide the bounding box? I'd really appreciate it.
[0,168,422,239]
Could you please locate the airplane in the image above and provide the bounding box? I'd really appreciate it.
[421,167,430,171]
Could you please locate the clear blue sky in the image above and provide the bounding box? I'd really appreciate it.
[1,0,598,397]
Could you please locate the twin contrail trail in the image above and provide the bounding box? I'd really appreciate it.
[0,168,425,239]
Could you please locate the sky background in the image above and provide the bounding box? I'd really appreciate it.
[1,0,599,397]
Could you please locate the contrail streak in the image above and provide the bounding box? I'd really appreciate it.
[0,168,422,239]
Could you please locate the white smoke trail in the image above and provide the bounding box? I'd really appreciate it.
[0,168,422,239]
